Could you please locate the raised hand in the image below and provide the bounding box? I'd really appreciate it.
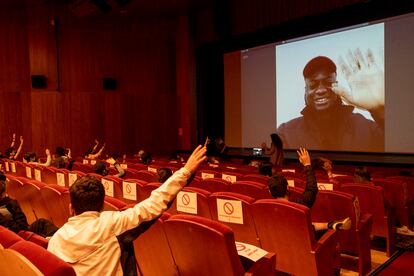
[45,148,51,156]
[297,147,311,166]
[334,48,384,112]
[184,145,207,174]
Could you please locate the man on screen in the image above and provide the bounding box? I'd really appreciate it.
[277,52,384,151]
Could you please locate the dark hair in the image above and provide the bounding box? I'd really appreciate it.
[268,174,288,198]
[141,151,152,165]
[0,180,6,195]
[70,176,105,215]
[84,147,93,157]
[353,166,371,183]
[55,146,65,157]
[110,153,120,160]
[0,171,6,181]
[303,56,336,78]
[259,162,273,177]
[157,168,173,183]
[270,133,283,149]
[5,147,15,158]
[94,161,108,176]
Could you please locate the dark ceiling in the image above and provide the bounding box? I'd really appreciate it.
[0,0,213,17]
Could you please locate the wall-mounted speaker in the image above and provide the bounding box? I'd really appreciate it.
[31,75,47,89]
[103,77,117,90]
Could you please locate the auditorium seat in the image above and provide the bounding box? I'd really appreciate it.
[341,183,396,257]
[191,178,230,193]
[311,190,372,275]
[221,171,244,183]
[67,170,86,187]
[41,166,58,185]
[0,225,23,248]
[208,192,261,247]
[39,184,71,227]
[174,186,212,219]
[9,240,76,276]
[16,179,50,224]
[5,176,24,200]
[229,180,272,200]
[0,246,44,276]
[133,213,178,276]
[138,182,162,201]
[252,199,340,275]
[101,176,123,200]
[198,169,220,179]
[71,162,94,173]
[121,178,146,204]
[241,174,269,185]
[373,178,411,229]
[164,214,276,276]
[134,170,158,183]
[18,231,49,249]
[334,175,355,184]
[103,196,127,211]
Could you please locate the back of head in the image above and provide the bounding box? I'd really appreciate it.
[141,151,152,165]
[353,166,371,183]
[157,168,173,183]
[259,162,273,177]
[94,161,108,176]
[270,133,283,149]
[268,174,288,198]
[303,56,336,79]
[5,147,15,158]
[69,176,105,215]
[55,146,65,157]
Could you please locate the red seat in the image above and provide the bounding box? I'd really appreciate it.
[0,225,23,248]
[373,178,411,229]
[253,199,340,275]
[101,176,123,200]
[18,231,49,249]
[121,179,147,204]
[311,190,372,275]
[133,213,178,276]
[164,214,276,276]
[134,170,158,183]
[241,174,269,185]
[9,240,76,276]
[208,192,261,247]
[67,171,86,187]
[221,171,243,183]
[191,178,230,193]
[103,196,127,211]
[341,183,396,256]
[197,169,220,179]
[17,179,51,224]
[229,181,272,200]
[174,186,212,219]
[5,177,24,200]
[39,185,71,227]
[138,182,162,202]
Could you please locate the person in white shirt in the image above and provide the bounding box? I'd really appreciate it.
[48,145,207,276]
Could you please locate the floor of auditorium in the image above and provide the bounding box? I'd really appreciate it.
[340,249,388,275]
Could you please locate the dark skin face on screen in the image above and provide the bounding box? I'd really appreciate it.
[304,71,339,111]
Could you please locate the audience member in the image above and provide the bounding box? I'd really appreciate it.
[47,145,206,275]
[261,133,284,166]
[353,166,371,183]
[157,167,173,183]
[0,178,29,233]
[106,153,126,178]
[140,151,152,165]
[51,146,72,168]
[268,148,351,232]
[84,139,105,159]
[259,161,273,177]
[5,134,23,160]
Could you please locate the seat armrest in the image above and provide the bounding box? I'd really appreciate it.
[244,252,276,276]
[313,229,340,275]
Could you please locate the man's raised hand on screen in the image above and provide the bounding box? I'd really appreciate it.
[334,48,384,113]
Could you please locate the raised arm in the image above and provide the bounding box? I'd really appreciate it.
[89,143,105,160]
[296,148,318,208]
[92,139,99,153]
[14,136,24,160]
[10,133,16,148]
[108,144,207,235]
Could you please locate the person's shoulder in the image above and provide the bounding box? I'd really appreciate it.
[278,116,305,130]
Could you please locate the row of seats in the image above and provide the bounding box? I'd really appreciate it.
[6,171,371,275]
[0,225,76,276]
